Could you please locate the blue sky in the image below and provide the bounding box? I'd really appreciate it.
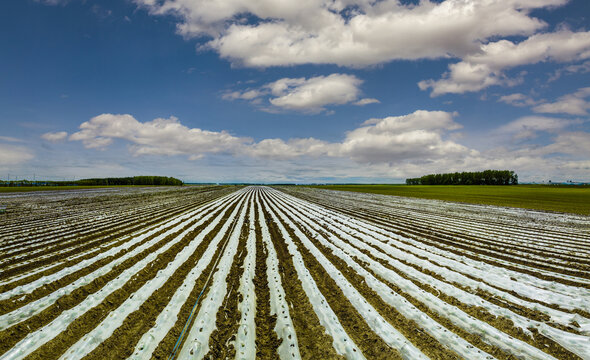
[1,0,589,183]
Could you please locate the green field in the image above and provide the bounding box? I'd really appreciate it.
[308,184,590,215]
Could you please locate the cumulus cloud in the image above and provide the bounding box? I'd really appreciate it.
[223,74,376,113]
[247,111,471,164]
[533,87,590,115]
[134,0,565,67]
[65,110,470,166]
[69,114,251,159]
[41,131,69,142]
[419,30,590,96]
[0,144,34,165]
[51,110,590,181]
[339,110,471,163]
[245,110,471,164]
[268,75,361,112]
[496,116,583,140]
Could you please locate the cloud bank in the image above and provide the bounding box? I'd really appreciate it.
[135,0,566,67]
[67,110,469,165]
[419,30,590,96]
[132,0,590,97]
[57,109,590,181]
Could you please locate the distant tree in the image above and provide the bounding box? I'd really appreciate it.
[406,170,518,185]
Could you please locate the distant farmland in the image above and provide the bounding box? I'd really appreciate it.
[0,186,588,359]
[309,184,590,215]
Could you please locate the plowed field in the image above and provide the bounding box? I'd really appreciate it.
[1,185,589,359]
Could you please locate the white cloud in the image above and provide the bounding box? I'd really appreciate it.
[35,0,70,5]
[559,160,590,172]
[41,131,69,142]
[268,74,361,112]
[533,87,590,115]
[135,0,565,67]
[243,110,471,164]
[498,93,539,107]
[223,74,375,113]
[354,98,380,106]
[535,132,590,156]
[65,110,469,166]
[496,116,583,140]
[245,138,339,160]
[221,89,263,101]
[69,114,251,157]
[419,30,590,96]
[0,144,34,165]
[548,60,590,82]
[44,110,590,182]
[0,136,24,143]
[339,110,470,163]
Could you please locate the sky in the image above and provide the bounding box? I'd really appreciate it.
[1,0,589,183]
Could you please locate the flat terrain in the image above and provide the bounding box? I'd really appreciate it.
[0,186,589,359]
[0,185,177,193]
[309,184,590,215]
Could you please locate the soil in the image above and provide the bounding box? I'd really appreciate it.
[263,205,345,360]
[1,186,587,360]
[252,202,281,359]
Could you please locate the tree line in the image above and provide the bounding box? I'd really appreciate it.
[406,170,518,185]
[0,176,183,187]
[77,176,183,186]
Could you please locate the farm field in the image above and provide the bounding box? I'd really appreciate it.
[308,184,590,215]
[0,185,153,193]
[0,185,589,359]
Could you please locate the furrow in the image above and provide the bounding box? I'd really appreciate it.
[58,190,250,360]
[176,190,251,359]
[254,191,298,360]
[259,195,365,359]
[0,191,243,360]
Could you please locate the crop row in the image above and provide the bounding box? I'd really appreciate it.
[0,186,588,359]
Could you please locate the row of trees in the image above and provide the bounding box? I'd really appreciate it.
[406,170,518,185]
[0,176,183,187]
[77,176,183,186]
